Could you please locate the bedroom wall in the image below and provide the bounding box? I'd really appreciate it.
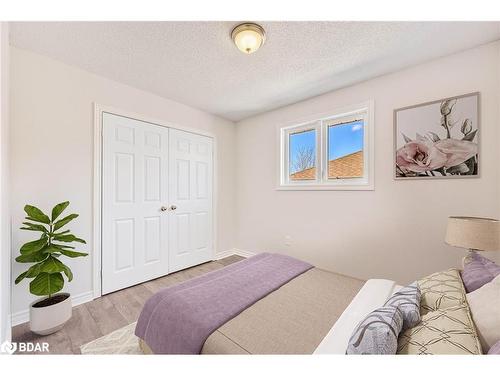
[0,22,11,342]
[235,41,500,285]
[9,47,237,321]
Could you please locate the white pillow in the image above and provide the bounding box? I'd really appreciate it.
[466,274,500,352]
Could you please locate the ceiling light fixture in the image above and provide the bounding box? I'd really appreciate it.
[231,23,266,54]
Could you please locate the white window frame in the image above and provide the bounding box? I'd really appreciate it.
[282,121,321,186]
[277,101,374,191]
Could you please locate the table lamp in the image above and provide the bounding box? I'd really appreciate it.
[445,216,500,266]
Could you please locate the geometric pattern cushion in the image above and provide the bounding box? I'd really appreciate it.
[397,304,482,355]
[418,269,467,315]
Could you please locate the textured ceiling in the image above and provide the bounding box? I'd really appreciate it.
[9,22,500,121]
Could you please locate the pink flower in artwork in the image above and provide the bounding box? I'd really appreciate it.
[433,138,478,168]
[396,96,478,177]
[396,140,448,173]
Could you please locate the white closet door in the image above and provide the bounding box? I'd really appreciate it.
[102,113,169,294]
[168,129,213,273]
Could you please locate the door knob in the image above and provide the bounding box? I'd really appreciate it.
[160,206,168,212]
[170,205,177,211]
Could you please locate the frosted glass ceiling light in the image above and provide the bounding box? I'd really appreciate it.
[231,23,266,54]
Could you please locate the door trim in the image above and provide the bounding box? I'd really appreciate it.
[92,103,218,299]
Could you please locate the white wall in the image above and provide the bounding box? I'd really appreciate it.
[9,39,500,322]
[235,42,500,285]
[10,47,236,319]
[0,23,11,342]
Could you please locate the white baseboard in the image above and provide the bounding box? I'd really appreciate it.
[232,249,257,258]
[214,250,232,260]
[11,291,94,327]
[214,248,256,260]
[12,251,258,326]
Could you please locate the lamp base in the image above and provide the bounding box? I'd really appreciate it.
[462,249,478,268]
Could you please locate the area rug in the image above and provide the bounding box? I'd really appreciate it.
[80,322,142,354]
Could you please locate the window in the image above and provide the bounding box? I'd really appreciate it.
[279,102,374,190]
[327,119,364,179]
[289,127,317,181]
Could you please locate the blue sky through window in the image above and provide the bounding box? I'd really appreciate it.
[289,120,364,174]
[289,129,316,174]
[328,120,364,160]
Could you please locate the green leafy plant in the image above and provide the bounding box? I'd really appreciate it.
[14,201,88,299]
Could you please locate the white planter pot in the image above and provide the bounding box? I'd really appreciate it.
[29,292,72,335]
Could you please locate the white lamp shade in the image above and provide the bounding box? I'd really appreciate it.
[445,216,500,251]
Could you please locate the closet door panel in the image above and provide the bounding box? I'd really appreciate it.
[102,113,169,294]
[168,129,213,273]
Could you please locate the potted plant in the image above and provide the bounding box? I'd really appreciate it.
[14,201,88,335]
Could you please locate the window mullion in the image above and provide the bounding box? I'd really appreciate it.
[319,120,326,184]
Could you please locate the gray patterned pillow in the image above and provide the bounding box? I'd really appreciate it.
[384,282,421,331]
[346,306,403,355]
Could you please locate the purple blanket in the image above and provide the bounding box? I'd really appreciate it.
[135,253,312,354]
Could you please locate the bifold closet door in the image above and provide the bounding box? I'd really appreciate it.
[168,129,213,273]
[102,113,170,294]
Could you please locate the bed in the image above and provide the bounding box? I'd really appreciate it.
[136,253,482,355]
[136,253,403,354]
[141,268,365,354]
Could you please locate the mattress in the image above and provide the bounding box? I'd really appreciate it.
[139,268,364,354]
[199,268,364,354]
[136,253,313,354]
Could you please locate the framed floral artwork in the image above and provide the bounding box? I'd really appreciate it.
[394,92,479,179]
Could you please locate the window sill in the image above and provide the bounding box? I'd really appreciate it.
[276,184,374,191]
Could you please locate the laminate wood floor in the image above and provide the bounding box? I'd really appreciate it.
[11,255,244,354]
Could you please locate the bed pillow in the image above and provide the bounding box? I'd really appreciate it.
[418,269,466,314]
[466,274,500,352]
[346,306,403,355]
[488,341,500,355]
[461,252,500,293]
[473,252,500,278]
[399,268,482,354]
[461,257,494,293]
[384,282,420,331]
[398,304,482,355]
